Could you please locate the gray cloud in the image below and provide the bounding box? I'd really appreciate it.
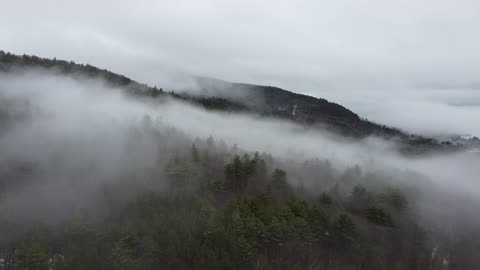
[317,88,480,137]
[1,0,479,134]
[0,71,479,234]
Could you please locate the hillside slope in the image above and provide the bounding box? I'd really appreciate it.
[0,51,457,153]
[187,77,406,138]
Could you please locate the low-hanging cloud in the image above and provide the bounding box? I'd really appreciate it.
[2,0,479,143]
[317,87,480,138]
[1,0,480,90]
[0,71,479,231]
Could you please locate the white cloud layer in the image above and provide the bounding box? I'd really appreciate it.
[1,0,479,135]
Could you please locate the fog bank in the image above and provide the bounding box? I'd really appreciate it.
[0,72,478,219]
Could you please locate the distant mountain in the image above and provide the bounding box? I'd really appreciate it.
[185,77,407,138]
[0,51,461,154]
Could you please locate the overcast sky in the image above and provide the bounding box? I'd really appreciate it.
[1,0,479,135]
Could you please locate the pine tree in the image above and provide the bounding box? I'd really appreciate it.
[333,214,356,241]
[225,156,246,193]
[16,241,49,270]
[319,192,332,206]
[271,169,288,191]
[191,144,200,163]
[366,208,394,227]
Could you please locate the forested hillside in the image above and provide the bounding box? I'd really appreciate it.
[0,51,478,270]
[0,120,476,270]
[0,51,459,154]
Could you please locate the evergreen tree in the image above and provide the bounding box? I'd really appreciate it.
[366,207,394,227]
[16,241,49,270]
[191,143,200,163]
[319,192,332,206]
[333,214,356,241]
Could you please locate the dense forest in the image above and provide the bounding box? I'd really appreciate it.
[0,52,479,269]
[0,132,438,269]
[0,117,478,270]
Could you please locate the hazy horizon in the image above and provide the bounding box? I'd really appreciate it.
[2,0,480,136]
[1,2,480,268]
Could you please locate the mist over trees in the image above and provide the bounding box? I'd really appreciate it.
[0,55,479,269]
[1,121,478,269]
[0,52,464,154]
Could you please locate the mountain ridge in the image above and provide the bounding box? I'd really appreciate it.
[0,51,460,154]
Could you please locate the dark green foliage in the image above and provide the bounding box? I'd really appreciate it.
[351,184,367,199]
[319,192,332,205]
[309,206,329,239]
[224,156,247,193]
[0,124,455,269]
[15,241,49,270]
[0,151,445,270]
[366,207,394,227]
[112,233,141,270]
[350,184,375,211]
[0,77,457,270]
[271,168,288,192]
[333,214,356,241]
[190,144,200,163]
[379,188,408,211]
[165,155,192,189]
[223,154,262,194]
